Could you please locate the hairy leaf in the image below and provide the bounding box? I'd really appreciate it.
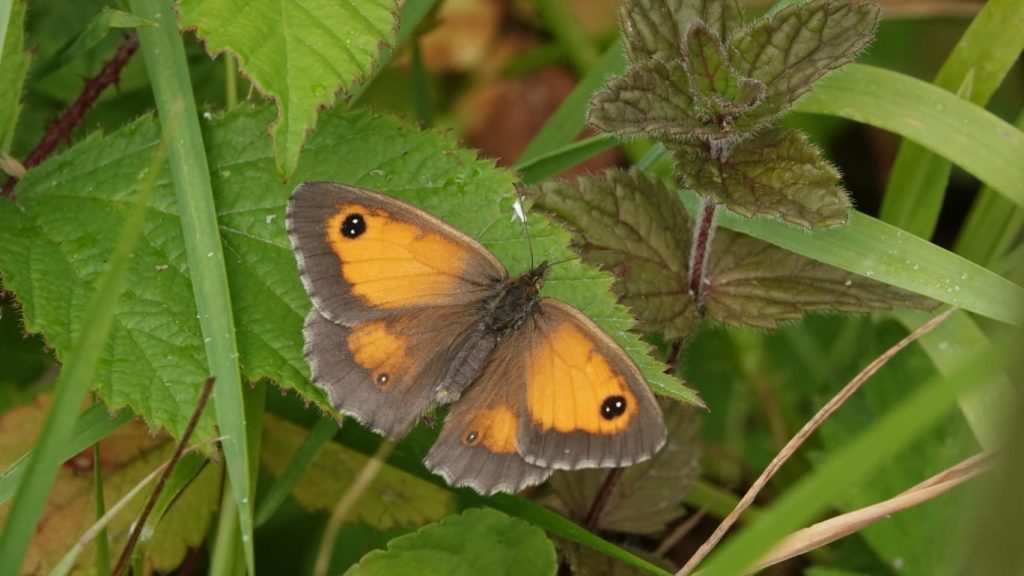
[675,127,850,227]
[559,540,676,576]
[0,398,217,574]
[683,22,764,125]
[620,0,744,63]
[0,0,29,150]
[589,59,711,142]
[0,105,695,443]
[178,0,398,178]
[547,402,700,535]
[729,0,879,120]
[533,169,932,337]
[346,508,557,575]
[531,170,700,342]
[704,230,937,328]
[260,415,453,529]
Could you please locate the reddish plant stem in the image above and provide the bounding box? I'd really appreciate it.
[2,34,140,198]
[583,467,624,531]
[687,196,717,305]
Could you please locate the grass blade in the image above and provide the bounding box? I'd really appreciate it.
[518,134,617,184]
[0,145,159,573]
[129,0,254,571]
[793,64,1024,211]
[255,416,337,527]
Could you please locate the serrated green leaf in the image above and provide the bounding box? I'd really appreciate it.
[0,104,691,444]
[729,0,879,121]
[589,59,709,142]
[705,231,935,328]
[0,0,29,151]
[620,0,744,63]
[177,0,398,178]
[345,508,557,576]
[674,127,850,227]
[260,414,453,529]
[532,170,700,342]
[547,402,700,535]
[31,7,152,80]
[683,22,764,124]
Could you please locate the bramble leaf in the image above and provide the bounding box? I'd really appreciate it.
[0,105,696,443]
[346,508,557,576]
[547,402,700,535]
[729,0,879,120]
[178,0,398,178]
[674,127,850,227]
[260,415,454,529]
[531,170,701,342]
[620,0,744,63]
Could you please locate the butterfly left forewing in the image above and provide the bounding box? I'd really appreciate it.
[517,300,667,469]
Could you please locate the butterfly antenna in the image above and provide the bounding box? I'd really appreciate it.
[547,254,581,268]
[513,187,535,268]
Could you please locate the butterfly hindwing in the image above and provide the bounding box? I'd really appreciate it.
[517,300,666,469]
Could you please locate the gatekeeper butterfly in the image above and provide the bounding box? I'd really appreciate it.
[287,182,666,494]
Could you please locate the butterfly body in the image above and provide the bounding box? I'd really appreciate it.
[288,182,666,494]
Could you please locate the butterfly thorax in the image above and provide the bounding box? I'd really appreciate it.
[482,261,550,334]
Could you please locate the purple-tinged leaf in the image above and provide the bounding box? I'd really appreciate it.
[675,127,850,227]
[620,0,745,63]
[729,0,879,120]
[683,22,765,126]
[532,170,701,342]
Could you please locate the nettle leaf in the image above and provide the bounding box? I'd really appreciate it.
[729,0,879,120]
[0,0,30,150]
[346,508,557,576]
[531,170,700,342]
[620,0,745,63]
[533,169,932,336]
[704,229,937,328]
[674,127,850,227]
[559,540,675,576]
[0,398,218,574]
[589,59,709,143]
[547,402,700,535]
[0,104,694,443]
[260,414,453,529]
[682,22,764,125]
[178,0,399,178]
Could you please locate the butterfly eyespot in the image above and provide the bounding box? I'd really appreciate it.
[376,373,389,385]
[464,431,479,445]
[341,213,366,238]
[600,395,628,420]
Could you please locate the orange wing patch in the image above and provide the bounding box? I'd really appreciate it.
[326,204,471,308]
[346,320,412,387]
[461,405,519,454]
[526,322,638,435]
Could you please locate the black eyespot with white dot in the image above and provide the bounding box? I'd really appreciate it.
[600,395,627,420]
[464,431,479,445]
[376,373,389,386]
[341,213,366,238]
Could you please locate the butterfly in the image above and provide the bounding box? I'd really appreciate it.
[286,181,666,494]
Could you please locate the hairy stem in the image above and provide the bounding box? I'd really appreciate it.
[688,196,718,304]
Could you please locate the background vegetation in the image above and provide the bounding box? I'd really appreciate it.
[0,0,1020,574]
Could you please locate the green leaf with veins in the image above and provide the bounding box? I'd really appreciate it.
[346,508,557,576]
[0,105,697,443]
[728,0,879,121]
[682,22,764,124]
[674,127,851,228]
[532,169,933,339]
[620,0,745,63]
[177,0,398,179]
[0,0,30,151]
